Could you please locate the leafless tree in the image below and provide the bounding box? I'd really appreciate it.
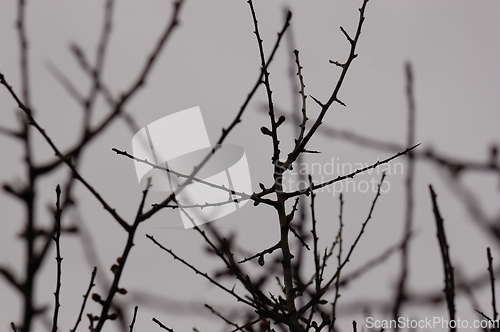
[1,0,499,332]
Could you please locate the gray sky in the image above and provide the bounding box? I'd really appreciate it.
[1,0,500,331]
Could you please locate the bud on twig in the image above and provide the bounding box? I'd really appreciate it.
[276,115,285,127]
[260,126,272,136]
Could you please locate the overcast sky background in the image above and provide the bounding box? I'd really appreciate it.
[1,0,500,331]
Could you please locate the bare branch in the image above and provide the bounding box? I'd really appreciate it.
[152,317,174,332]
[299,172,387,317]
[283,0,369,170]
[283,144,419,199]
[239,242,281,265]
[51,185,62,332]
[330,193,345,331]
[247,0,291,165]
[293,50,308,146]
[487,248,498,321]
[70,267,97,332]
[129,306,139,332]
[204,304,246,331]
[393,62,416,325]
[146,234,256,309]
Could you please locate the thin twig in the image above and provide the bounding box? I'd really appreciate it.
[146,234,256,309]
[266,112,500,178]
[0,266,22,292]
[293,49,308,147]
[111,147,252,205]
[17,0,30,108]
[248,0,289,165]
[152,317,174,331]
[204,304,246,331]
[339,232,413,288]
[393,62,416,326]
[129,306,139,332]
[45,61,86,107]
[0,73,130,231]
[487,247,498,321]
[330,193,344,332]
[282,0,369,171]
[238,242,281,265]
[299,172,387,317]
[0,125,22,138]
[70,267,97,332]
[51,185,63,332]
[309,175,321,293]
[93,178,152,332]
[282,144,419,199]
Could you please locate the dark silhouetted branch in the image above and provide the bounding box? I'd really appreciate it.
[299,172,386,317]
[239,242,281,265]
[330,194,345,332]
[205,304,246,331]
[293,50,308,147]
[129,306,138,332]
[487,248,498,321]
[146,234,256,309]
[429,185,456,331]
[70,267,97,332]
[152,317,174,331]
[283,144,419,199]
[51,185,62,332]
[283,0,369,171]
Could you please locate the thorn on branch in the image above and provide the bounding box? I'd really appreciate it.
[340,26,354,44]
[301,148,320,154]
[310,95,324,107]
[329,60,345,68]
[335,98,346,107]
